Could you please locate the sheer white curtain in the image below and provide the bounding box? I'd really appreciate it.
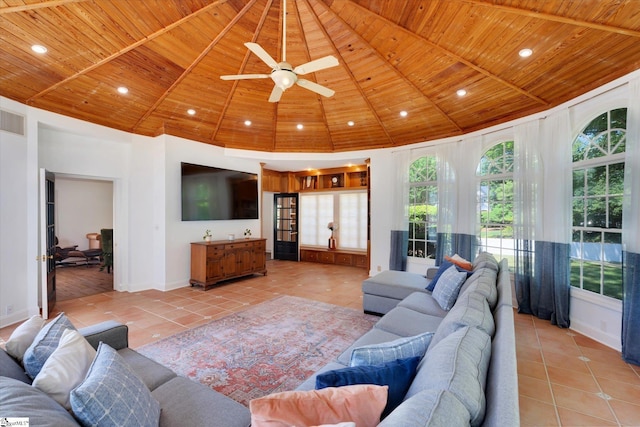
[514,111,572,327]
[435,137,481,263]
[622,77,640,364]
[389,150,411,270]
[435,144,456,263]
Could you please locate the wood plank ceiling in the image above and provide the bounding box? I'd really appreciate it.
[2,0,640,152]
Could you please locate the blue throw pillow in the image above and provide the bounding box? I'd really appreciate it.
[316,356,420,419]
[23,313,76,379]
[70,343,160,427]
[427,261,472,292]
[432,265,468,310]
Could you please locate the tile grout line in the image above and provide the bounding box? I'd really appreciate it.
[568,331,622,427]
[532,319,563,427]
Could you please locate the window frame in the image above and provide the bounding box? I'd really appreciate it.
[570,108,626,301]
[407,156,438,260]
[476,141,515,265]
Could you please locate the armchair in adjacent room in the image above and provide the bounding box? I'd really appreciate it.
[100,228,113,273]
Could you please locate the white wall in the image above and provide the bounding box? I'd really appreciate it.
[0,98,31,325]
[55,177,113,249]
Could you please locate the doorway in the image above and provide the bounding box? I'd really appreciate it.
[54,176,114,301]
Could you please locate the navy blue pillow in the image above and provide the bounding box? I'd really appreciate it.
[315,356,420,419]
[427,260,473,291]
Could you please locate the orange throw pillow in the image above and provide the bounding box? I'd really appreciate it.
[249,384,388,427]
[445,254,473,271]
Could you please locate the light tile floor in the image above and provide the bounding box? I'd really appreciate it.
[2,260,639,426]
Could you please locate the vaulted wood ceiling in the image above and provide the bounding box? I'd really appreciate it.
[2,0,640,152]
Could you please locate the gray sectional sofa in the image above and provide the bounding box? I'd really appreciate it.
[296,252,519,426]
[1,252,517,426]
[0,321,251,427]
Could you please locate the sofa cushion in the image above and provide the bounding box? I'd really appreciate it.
[430,292,495,349]
[23,312,76,379]
[374,306,444,337]
[362,271,429,300]
[5,314,44,361]
[405,326,492,427]
[316,356,420,418]
[397,292,448,317]
[249,384,388,427]
[0,348,31,384]
[71,343,161,427]
[337,329,406,365]
[459,270,499,309]
[117,347,177,391]
[378,389,471,427]
[0,376,79,427]
[153,376,251,427]
[350,331,433,367]
[32,328,96,410]
[472,252,499,271]
[432,265,468,310]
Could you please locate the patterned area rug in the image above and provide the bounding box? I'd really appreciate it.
[137,296,378,406]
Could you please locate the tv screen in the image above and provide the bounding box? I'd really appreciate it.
[181,162,259,221]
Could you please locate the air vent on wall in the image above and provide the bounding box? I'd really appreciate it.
[1,109,25,136]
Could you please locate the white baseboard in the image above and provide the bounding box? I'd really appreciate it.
[570,318,621,352]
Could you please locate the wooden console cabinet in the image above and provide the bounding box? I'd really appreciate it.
[190,238,267,290]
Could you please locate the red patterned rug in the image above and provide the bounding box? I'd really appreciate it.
[137,296,378,406]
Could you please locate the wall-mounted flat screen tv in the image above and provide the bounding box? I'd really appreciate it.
[181,162,259,221]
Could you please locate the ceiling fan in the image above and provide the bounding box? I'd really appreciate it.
[220,0,339,103]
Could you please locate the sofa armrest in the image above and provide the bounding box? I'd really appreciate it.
[426,267,439,280]
[79,320,128,350]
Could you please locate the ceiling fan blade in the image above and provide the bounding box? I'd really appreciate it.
[220,74,269,80]
[296,79,335,98]
[245,42,279,70]
[268,86,283,103]
[293,56,339,75]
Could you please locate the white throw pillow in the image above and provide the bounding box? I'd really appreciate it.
[5,315,45,361]
[32,328,97,410]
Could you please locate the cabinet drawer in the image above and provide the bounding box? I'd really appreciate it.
[335,253,353,265]
[318,252,335,263]
[300,250,318,262]
[353,254,368,268]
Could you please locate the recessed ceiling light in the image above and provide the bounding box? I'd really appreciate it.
[31,45,47,54]
[457,89,467,97]
[117,86,128,94]
[347,121,355,126]
[519,48,533,58]
[244,120,252,126]
[296,124,304,130]
[400,111,408,117]
[187,109,196,115]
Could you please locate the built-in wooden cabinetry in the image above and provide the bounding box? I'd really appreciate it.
[261,164,368,193]
[190,238,267,290]
[261,163,370,270]
[300,248,368,269]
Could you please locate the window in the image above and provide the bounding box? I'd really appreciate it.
[338,192,368,250]
[477,141,514,264]
[571,108,626,300]
[300,194,333,247]
[300,192,367,251]
[408,156,438,259]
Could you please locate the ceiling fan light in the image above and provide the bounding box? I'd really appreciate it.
[272,69,296,90]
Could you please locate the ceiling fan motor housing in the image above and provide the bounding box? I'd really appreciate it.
[271,63,297,90]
